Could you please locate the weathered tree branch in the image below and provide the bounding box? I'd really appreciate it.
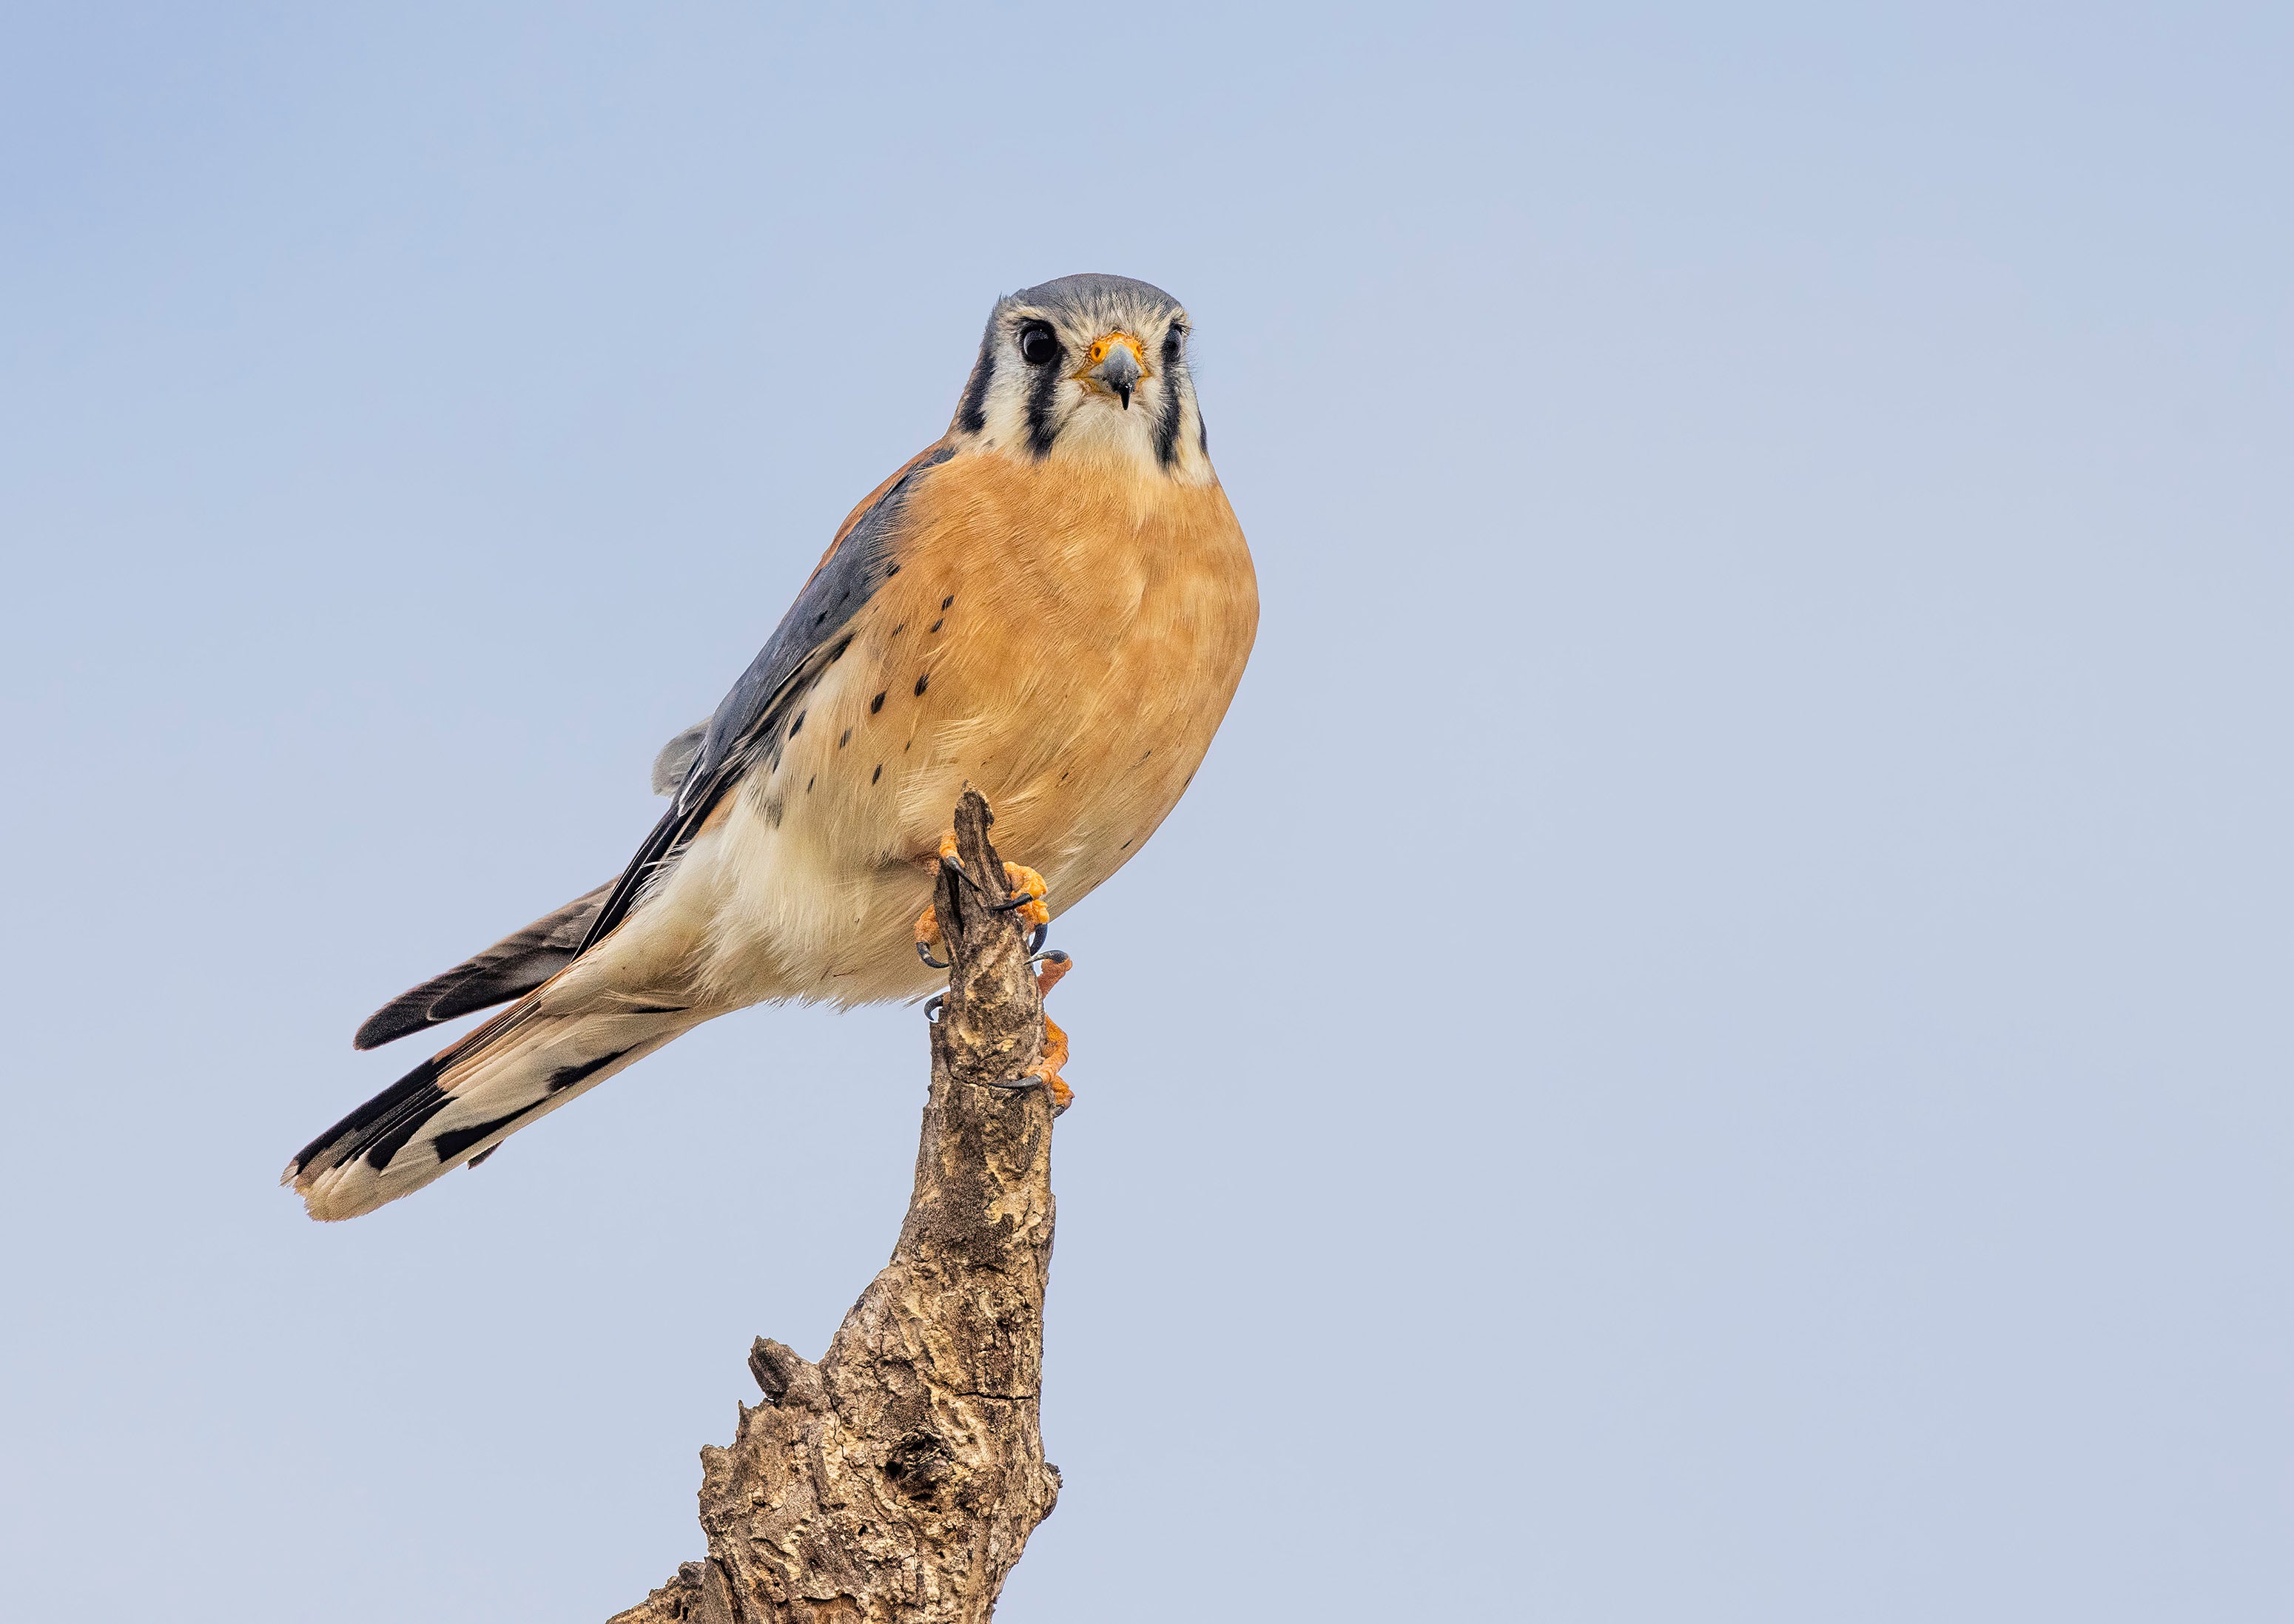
[610,790,1062,1624]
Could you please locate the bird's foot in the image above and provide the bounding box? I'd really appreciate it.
[995,862,1050,925]
[986,951,1074,1113]
[915,829,1049,967]
[914,899,949,968]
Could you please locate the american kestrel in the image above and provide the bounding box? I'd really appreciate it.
[286,274,1258,1221]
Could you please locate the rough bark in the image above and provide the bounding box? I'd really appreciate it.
[610,789,1062,1624]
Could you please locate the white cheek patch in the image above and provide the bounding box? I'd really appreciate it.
[972,362,1211,483]
[1052,396,1160,462]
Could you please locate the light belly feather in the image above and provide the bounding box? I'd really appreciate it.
[639,451,1257,1011]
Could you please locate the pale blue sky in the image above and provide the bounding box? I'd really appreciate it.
[2,4,2289,1620]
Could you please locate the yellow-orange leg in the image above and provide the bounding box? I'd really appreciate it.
[914,830,1049,965]
[998,860,1050,926]
[913,899,947,965]
[912,831,963,964]
[1022,952,1074,1113]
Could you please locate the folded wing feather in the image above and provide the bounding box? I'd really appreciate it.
[353,880,616,1050]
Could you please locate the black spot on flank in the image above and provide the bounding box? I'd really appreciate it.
[872,764,883,784]
[546,1048,632,1094]
[625,1004,689,1015]
[789,711,805,737]
[904,740,912,751]
[807,775,815,792]
[763,793,785,828]
[929,618,943,633]
[941,594,955,610]
[467,1145,499,1167]
[886,562,901,576]
[870,691,886,713]
[838,728,850,747]
[1120,840,1132,850]
[892,622,906,636]
[813,611,827,627]
[914,672,929,695]
[827,636,852,664]
[571,446,957,961]
[434,1099,548,1164]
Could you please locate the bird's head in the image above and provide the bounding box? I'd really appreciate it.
[948,273,1212,484]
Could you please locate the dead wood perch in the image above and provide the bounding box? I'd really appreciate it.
[610,789,1063,1624]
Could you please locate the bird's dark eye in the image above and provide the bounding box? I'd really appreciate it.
[1018,323,1060,367]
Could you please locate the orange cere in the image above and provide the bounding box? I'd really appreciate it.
[1082,331,1148,373]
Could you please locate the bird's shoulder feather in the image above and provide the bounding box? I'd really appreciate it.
[574,441,957,954]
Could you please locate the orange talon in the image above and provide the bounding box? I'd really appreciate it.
[1020,953,1074,1113]
[929,827,1048,926]
[1002,861,1050,927]
[1036,1015,1073,1112]
[915,832,1052,992]
[915,829,963,967]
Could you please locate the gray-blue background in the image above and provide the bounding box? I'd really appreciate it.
[3,4,2287,1618]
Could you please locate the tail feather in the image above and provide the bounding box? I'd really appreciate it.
[286,999,687,1221]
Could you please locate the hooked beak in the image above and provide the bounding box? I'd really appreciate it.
[1081,333,1146,409]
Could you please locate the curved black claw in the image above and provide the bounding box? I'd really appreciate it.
[924,992,945,1024]
[941,852,989,894]
[915,940,949,970]
[1025,922,1048,956]
[990,889,1040,915]
[981,1070,1069,1115]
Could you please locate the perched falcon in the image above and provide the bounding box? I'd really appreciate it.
[286,274,1258,1221]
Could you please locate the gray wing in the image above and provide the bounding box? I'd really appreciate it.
[355,730,699,1050]
[571,442,954,954]
[354,880,613,1050]
[650,721,708,795]
[353,440,952,1048]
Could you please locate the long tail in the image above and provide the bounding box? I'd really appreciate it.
[284,996,691,1221]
